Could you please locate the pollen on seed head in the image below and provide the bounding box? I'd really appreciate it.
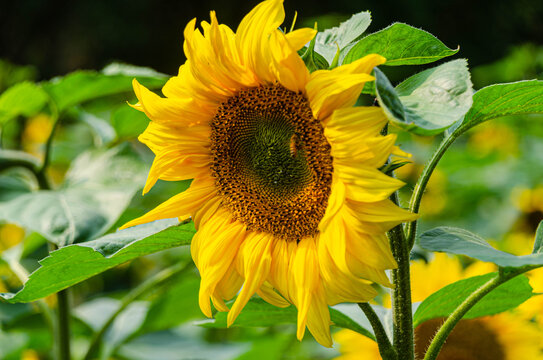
[210,83,333,241]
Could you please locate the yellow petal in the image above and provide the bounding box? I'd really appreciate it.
[336,165,406,203]
[285,28,317,50]
[292,238,319,340]
[305,283,333,347]
[257,281,290,308]
[236,0,285,83]
[119,177,216,229]
[227,232,274,326]
[307,54,386,120]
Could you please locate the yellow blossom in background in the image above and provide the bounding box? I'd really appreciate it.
[335,254,543,359]
[0,223,25,251]
[22,113,53,158]
[467,121,519,158]
[396,163,448,216]
[122,0,417,346]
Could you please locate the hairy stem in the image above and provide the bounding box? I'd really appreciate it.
[83,261,191,360]
[358,303,397,360]
[388,191,414,360]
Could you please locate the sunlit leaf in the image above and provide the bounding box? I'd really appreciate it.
[375,60,473,135]
[314,11,372,64]
[533,221,543,254]
[420,227,543,268]
[344,23,458,66]
[414,273,533,326]
[0,82,49,124]
[0,219,194,303]
[43,68,166,112]
[452,80,543,134]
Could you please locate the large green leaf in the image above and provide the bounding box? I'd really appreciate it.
[344,23,458,66]
[375,60,473,135]
[42,65,166,112]
[314,11,372,64]
[420,227,543,268]
[414,273,533,327]
[200,298,374,339]
[111,105,150,140]
[0,82,49,124]
[457,80,543,131]
[117,329,245,360]
[0,146,147,246]
[0,219,194,303]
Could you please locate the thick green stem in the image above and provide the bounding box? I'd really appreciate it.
[56,288,71,360]
[48,243,71,360]
[38,103,60,183]
[358,303,397,360]
[388,191,414,360]
[83,262,191,360]
[423,266,538,360]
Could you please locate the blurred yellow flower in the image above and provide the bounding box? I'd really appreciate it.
[467,121,518,158]
[122,0,417,346]
[22,113,53,157]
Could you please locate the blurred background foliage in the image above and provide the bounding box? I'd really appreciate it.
[0,0,542,359]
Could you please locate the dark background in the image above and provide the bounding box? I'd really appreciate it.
[1,0,542,80]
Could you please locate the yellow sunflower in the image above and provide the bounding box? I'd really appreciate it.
[335,254,543,359]
[122,0,416,346]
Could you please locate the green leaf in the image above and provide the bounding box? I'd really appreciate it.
[533,221,543,254]
[0,219,195,303]
[111,105,150,140]
[414,273,533,327]
[344,23,459,66]
[140,277,201,333]
[117,330,245,360]
[79,110,117,146]
[43,67,166,112]
[375,60,473,135]
[314,11,372,64]
[0,82,49,124]
[0,146,147,246]
[420,227,543,268]
[200,298,374,338]
[457,80,543,132]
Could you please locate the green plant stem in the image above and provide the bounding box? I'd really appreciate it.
[405,129,463,250]
[39,103,60,182]
[423,266,538,360]
[48,243,71,360]
[358,303,397,360]
[388,191,414,360]
[83,261,191,360]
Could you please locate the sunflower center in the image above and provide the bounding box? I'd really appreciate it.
[415,318,505,360]
[210,84,333,241]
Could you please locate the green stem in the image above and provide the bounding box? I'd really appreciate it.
[358,303,397,360]
[38,103,60,182]
[423,266,538,360]
[405,129,465,250]
[83,261,191,360]
[56,288,71,360]
[388,191,414,360]
[48,243,71,360]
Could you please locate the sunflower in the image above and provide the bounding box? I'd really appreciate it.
[335,254,543,359]
[122,0,416,346]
